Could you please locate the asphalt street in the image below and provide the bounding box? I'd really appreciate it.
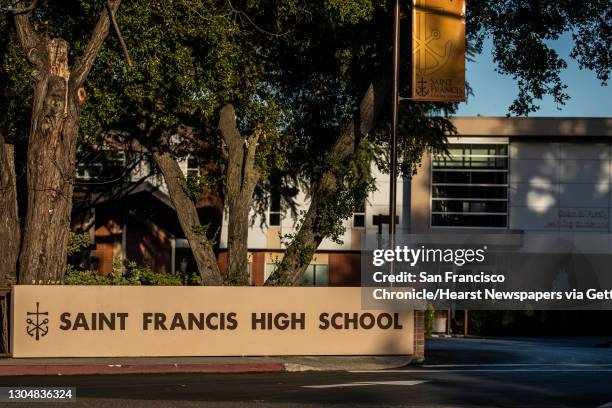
[2,337,612,408]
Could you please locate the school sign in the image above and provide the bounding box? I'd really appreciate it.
[12,286,415,357]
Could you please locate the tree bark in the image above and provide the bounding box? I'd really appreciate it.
[0,137,19,285]
[13,0,122,284]
[218,104,260,285]
[151,149,223,286]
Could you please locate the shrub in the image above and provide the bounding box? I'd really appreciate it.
[424,304,435,336]
[65,260,202,286]
[66,232,90,256]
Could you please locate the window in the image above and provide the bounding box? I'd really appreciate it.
[265,263,329,286]
[431,143,508,228]
[186,156,199,178]
[76,150,125,182]
[268,191,281,227]
[353,199,366,228]
[264,263,276,283]
[301,264,329,286]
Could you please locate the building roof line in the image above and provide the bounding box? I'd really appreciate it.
[450,116,612,137]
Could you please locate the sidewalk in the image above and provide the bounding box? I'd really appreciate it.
[0,355,419,376]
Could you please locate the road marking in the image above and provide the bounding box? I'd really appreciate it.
[351,369,612,373]
[421,363,612,368]
[303,380,428,389]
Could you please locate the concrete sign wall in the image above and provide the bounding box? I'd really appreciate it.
[12,286,414,358]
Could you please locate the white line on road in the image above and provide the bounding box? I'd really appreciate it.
[351,369,612,373]
[303,380,429,389]
[421,363,612,368]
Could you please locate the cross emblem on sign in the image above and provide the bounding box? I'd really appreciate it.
[26,302,49,341]
[413,5,453,77]
[416,77,429,97]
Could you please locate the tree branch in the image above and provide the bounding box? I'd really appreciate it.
[103,130,224,285]
[225,0,283,37]
[151,145,224,286]
[97,130,149,154]
[71,0,122,88]
[268,16,412,286]
[11,0,40,60]
[10,0,37,14]
[218,103,242,150]
[243,130,260,194]
[106,0,132,67]
[175,124,208,151]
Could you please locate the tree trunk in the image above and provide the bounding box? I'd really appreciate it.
[0,137,19,285]
[17,39,81,284]
[268,49,401,286]
[219,104,260,285]
[13,1,123,284]
[225,199,251,285]
[152,149,223,285]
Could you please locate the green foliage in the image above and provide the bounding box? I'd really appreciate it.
[182,172,202,202]
[324,0,379,24]
[191,223,219,252]
[424,304,435,336]
[311,139,379,244]
[0,0,111,144]
[0,1,31,145]
[66,232,89,256]
[65,260,202,286]
[266,214,318,286]
[64,266,109,285]
[192,223,213,239]
[2,0,611,286]
[183,169,224,202]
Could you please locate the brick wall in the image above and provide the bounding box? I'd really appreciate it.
[413,310,425,361]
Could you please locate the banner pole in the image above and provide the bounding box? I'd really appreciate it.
[389,0,401,260]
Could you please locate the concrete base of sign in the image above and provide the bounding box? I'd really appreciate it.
[0,355,420,376]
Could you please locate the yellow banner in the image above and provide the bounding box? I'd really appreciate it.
[412,0,466,102]
[12,286,415,357]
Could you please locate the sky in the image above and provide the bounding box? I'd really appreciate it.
[456,35,611,118]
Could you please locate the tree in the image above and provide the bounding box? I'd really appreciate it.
[0,134,19,285]
[251,0,612,284]
[2,0,609,286]
[78,0,612,286]
[0,0,126,284]
[77,0,289,285]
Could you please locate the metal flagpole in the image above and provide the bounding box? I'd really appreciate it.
[389,0,401,258]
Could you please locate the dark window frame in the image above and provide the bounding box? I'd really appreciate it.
[268,190,282,227]
[431,143,509,229]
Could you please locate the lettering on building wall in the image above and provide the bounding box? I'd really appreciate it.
[546,209,609,229]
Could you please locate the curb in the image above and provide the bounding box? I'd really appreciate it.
[0,363,287,376]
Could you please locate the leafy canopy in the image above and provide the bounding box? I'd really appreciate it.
[1,0,610,240]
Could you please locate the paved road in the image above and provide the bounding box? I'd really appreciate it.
[2,337,612,408]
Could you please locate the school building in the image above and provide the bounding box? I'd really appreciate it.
[75,116,612,290]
